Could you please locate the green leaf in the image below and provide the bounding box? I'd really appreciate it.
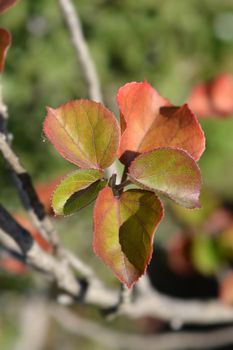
[129,147,202,208]
[52,169,105,215]
[93,187,163,288]
[43,100,120,170]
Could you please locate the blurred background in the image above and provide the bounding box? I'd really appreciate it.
[0,0,233,349]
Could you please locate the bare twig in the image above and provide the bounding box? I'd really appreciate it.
[0,128,100,281]
[84,276,233,325]
[0,207,80,296]
[0,96,59,249]
[0,204,33,254]
[1,210,233,325]
[63,248,96,281]
[105,284,133,319]
[52,306,233,350]
[13,299,49,350]
[58,0,102,102]
[57,0,119,179]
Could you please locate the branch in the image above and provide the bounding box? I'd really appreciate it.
[83,275,233,325]
[0,82,101,296]
[58,0,102,102]
[13,299,49,350]
[0,122,99,282]
[52,306,233,350]
[0,204,33,254]
[1,208,233,325]
[57,0,119,179]
[0,104,59,249]
[0,206,80,296]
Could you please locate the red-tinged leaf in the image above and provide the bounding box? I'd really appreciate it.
[211,74,233,116]
[129,148,202,209]
[117,81,205,165]
[43,100,120,170]
[0,0,18,14]
[52,169,106,215]
[0,28,11,73]
[93,187,163,288]
[117,81,169,164]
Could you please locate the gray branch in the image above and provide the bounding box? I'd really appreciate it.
[57,0,119,179]
[52,306,233,350]
[0,208,80,296]
[1,207,233,325]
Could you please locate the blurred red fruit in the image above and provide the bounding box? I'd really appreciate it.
[188,74,233,118]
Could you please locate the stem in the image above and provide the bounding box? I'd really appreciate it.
[114,180,131,192]
[121,165,128,183]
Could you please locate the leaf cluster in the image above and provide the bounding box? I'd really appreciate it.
[44,81,205,287]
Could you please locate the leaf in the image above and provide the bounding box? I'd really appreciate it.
[129,148,202,209]
[0,0,18,14]
[52,169,105,215]
[93,187,163,288]
[117,81,205,165]
[43,100,120,170]
[0,28,11,73]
